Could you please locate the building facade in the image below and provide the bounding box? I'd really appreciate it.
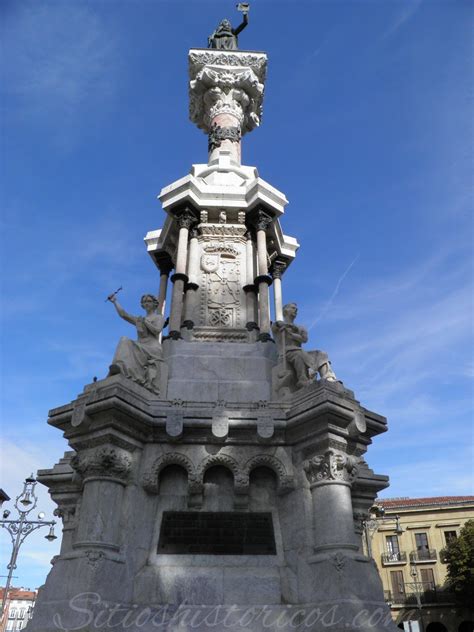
[367,496,474,631]
[0,589,36,632]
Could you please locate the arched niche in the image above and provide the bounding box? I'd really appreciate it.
[158,464,188,496]
[249,466,277,510]
[202,465,234,511]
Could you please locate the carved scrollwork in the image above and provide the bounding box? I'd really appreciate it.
[141,452,199,495]
[71,448,132,482]
[304,450,360,486]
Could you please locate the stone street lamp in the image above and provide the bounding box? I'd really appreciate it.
[0,475,57,618]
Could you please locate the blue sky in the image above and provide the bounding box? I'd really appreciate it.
[1,0,472,590]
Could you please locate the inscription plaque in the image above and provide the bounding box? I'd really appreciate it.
[158,511,276,555]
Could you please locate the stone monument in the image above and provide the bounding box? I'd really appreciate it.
[28,11,398,632]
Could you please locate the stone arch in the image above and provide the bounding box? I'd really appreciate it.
[141,453,197,494]
[244,455,295,495]
[198,454,242,487]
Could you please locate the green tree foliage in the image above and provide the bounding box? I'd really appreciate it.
[442,519,474,606]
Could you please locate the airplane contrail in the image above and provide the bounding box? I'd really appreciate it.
[308,254,360,331]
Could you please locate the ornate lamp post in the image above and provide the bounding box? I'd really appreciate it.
[0,475,57,618]
[408,562,425,632]
[363,505,404,558]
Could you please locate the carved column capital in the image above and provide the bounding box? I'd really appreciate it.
[188,50,267,135]
[71,447,132,483]
[254,209,273,232]
[156,253,173,276]
[304,450,360,487]
[271,260,287,279]
[175,208,197,231]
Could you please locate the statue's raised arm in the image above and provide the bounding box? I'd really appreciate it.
[107,293,166,395]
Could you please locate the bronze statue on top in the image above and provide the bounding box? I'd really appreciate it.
[208,3,249,50]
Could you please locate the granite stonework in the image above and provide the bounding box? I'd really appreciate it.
[28,41,398,632]
[30,375,395,632]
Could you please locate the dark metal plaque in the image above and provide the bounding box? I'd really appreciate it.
[158,511,276,555]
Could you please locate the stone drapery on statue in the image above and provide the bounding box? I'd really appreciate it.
[108,294,166,395]
[272,303,337,396]
[208,7,249,50]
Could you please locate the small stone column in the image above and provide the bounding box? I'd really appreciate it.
[254,210,273,342]
[72,447,132,552]
[304,450,360,553]
[156,253,173,316]
[182,228,200,329]
[271,260,286,322]
[243,230,258,333]
[168,209,196,339]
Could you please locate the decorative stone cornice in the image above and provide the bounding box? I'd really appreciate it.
[304,450,360,486]
[71,448,132,483]
[189,49,267,135]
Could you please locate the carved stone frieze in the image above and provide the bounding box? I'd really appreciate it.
[304,450,360,486]
[71,448,132,482]
[199,224,247,239]
[84,549,105,570]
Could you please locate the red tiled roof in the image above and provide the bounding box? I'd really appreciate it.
[378,496,474,509]
[0,588,36,600]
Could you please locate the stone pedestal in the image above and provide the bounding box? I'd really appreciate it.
[28,375,397,632]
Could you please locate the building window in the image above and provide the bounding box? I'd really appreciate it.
[420,567,436,590]
[8,608,16,618]
[390,570,405,603]
[444,530,457,544]
[17,609,25,620]
[415,532,430,558]
[385,535,401,561]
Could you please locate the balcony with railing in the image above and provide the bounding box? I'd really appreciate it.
[384,584,455,606]
[381,551,407,565]
[409,548,437,562]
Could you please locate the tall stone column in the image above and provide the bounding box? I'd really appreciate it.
[168,209,196,339]
[243,230,258,333]
[254,210,273,342]
[72,447,132,552]
[182,228,200,330]
[271,260,286,322]
[304,450,360,553]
